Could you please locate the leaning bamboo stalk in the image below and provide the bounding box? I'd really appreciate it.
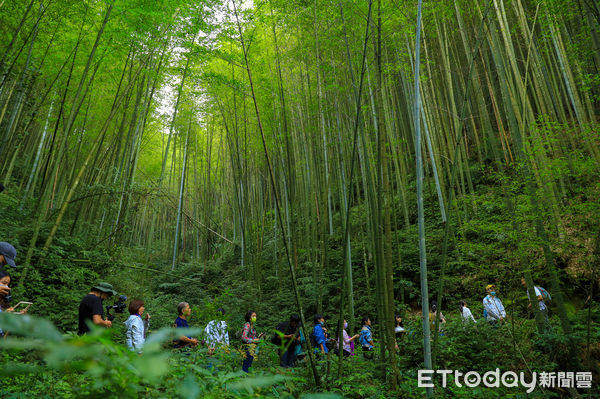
[333,0,374,380]
[230,0,320,386]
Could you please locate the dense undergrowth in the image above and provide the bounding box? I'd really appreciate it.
[1,158,599,398]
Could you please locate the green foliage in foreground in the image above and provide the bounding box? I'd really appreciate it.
[0,312,328,398]
[2,310,599,398]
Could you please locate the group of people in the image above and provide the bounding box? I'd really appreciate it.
[432,280,551,334]
[1,238,552,374]
[76,286,386,373]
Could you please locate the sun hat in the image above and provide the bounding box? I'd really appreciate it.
[93,282,117,296]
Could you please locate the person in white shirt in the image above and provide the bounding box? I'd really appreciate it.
[124,299,150,353]
[482,284,506,324]
[459,300,476,324]
[205,308,229,354]
[521,278,549,324]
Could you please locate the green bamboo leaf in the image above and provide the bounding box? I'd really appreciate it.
[0,338,48,350]
[144,327,204,347]
[178,374,202,399]
[0,363,41,376]
[227,374,289,393]
[0,313,63,342]
[131,352,171,380]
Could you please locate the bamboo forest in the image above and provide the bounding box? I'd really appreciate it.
[0,0,599,397]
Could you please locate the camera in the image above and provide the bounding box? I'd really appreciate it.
[0,284,10,303]
[106,294,127,321]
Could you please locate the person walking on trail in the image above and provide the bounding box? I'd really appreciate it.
[459,300,477,324]
[359,316,375,359]
[173,302,198,348]
[312,314,329,356]
[274,314,302,367]
[521,278,550,324]
[78,282,116,335]
[429,300,446,335]
[483,284,506,324]
[241,310,264,373]
[124,299,150,353]
[394,314,406,349]
[338,319,359,357]
[205,308,229,354]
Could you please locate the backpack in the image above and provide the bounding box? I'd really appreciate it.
[536,286,552,303]
[236,322,249,343]
[271,322,288,346]
[359,326,369,347]
[309,327,317,348]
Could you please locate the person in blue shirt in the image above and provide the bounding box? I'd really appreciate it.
[482,284,506,325]
[312,314,329,355]
[173,302,198,348]
[359,316,374,359]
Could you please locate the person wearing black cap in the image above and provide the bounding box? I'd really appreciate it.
[0,242,17,297]
[78,282,117,334]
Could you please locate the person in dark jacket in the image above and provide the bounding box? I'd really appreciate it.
[275,314,301,367]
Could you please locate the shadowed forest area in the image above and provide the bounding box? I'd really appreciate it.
[0,0,599,397]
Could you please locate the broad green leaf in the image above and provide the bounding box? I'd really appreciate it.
[178,373,202,399]
[228,374,289,394]
[0,313,63,342]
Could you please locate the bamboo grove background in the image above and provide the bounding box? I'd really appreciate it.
[1,0,599,388]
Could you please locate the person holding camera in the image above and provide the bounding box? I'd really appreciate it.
[0,270,30,337]
[0,242,18,299]
[0,270,12,310]
[0,270,28,313]
[0,241,17,303]
[78,282,117,335]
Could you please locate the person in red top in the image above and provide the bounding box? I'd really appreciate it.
[241,310,264,372]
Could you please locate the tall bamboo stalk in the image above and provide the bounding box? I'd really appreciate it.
[413,1,433,397]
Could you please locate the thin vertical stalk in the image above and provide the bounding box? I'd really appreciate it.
[172,119,191,271]
[413,1,433,397]
[230,0,320,387]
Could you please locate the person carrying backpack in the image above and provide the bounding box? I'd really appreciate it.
[205,308,229,355]
[311,314,329,356]
[521,278,550,324]
[240,310,264,373]
[273,314,302,367]
[359,316,375,359]
[482,284,506,325]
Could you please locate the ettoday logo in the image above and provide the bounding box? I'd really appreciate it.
[418,369,593,392]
